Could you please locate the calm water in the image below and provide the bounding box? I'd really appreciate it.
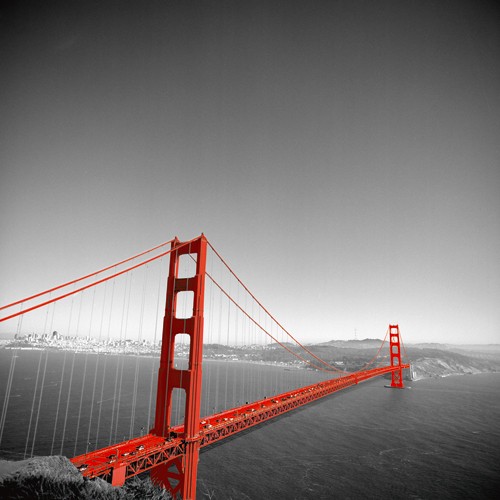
[197,373,500,499]
[0,349,331,458]
[1,349,499,499]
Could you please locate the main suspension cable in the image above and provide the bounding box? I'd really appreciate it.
[206,240,344,372]
[0,238,198,323]
[0,239,174,312]
[357,327,390,370]
[205,271,333,372]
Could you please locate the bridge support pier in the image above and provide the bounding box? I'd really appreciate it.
[111,465,126,487]
[151,235,207,499]
[151,456,185,497]
[388,324,405,388]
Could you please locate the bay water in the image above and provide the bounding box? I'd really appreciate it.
[1,349,499,498]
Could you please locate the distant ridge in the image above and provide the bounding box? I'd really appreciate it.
[314,339,500,352]
[316,338,383,349]
[413,343,500,352]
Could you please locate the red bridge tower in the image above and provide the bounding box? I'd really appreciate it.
[389,324,405,388]
[151,235,207,499]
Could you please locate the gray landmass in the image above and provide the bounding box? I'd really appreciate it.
[2,335,500,380]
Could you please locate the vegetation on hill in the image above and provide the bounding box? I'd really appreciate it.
[0,456,170,500]
[405,346,500,379]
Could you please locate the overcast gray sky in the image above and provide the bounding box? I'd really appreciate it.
[1,1,499,344]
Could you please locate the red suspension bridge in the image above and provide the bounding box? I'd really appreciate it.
[0,234,409,499]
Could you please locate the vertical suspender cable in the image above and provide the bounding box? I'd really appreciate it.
[29,350,49,457]
[60,291,84,455]
[51,292,74,455]
[109,273,128,445]
[30,300,56,456]
[214,265,223,414]
[26,298,53,457]
[114,271,133,443]
[86,281,108,453]
[0,312,24,449]
[162,245,176,435]
[96,279,115,450]
[73,287,96,456]
[232,282,238,407]
[0,352,17,451]
[147,257,163,431]
[130,264,148,438]
[24,321,46,458]
[223,277,231,411]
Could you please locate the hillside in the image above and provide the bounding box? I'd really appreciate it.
[205,339,500,379]
[0,455,169,499]
[298,339,500,379]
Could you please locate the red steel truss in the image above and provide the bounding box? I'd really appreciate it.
[71,363,409,491]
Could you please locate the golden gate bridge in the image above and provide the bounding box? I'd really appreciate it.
[0,234,409,499]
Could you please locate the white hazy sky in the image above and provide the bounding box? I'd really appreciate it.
[1,1,499,345]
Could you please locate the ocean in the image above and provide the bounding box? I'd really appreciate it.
[1,349,499,499]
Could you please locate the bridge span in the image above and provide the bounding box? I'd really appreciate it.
[0,234,410,499]
[71,363,408,488]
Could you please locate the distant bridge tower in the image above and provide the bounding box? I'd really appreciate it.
[151,235,207,499]
[389,324,404,388]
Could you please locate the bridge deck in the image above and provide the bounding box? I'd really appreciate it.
[71,364,409,483]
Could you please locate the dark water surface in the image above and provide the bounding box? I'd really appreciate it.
[197,373,500,499]
[1,350,499,499]
[0,349,331,458]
